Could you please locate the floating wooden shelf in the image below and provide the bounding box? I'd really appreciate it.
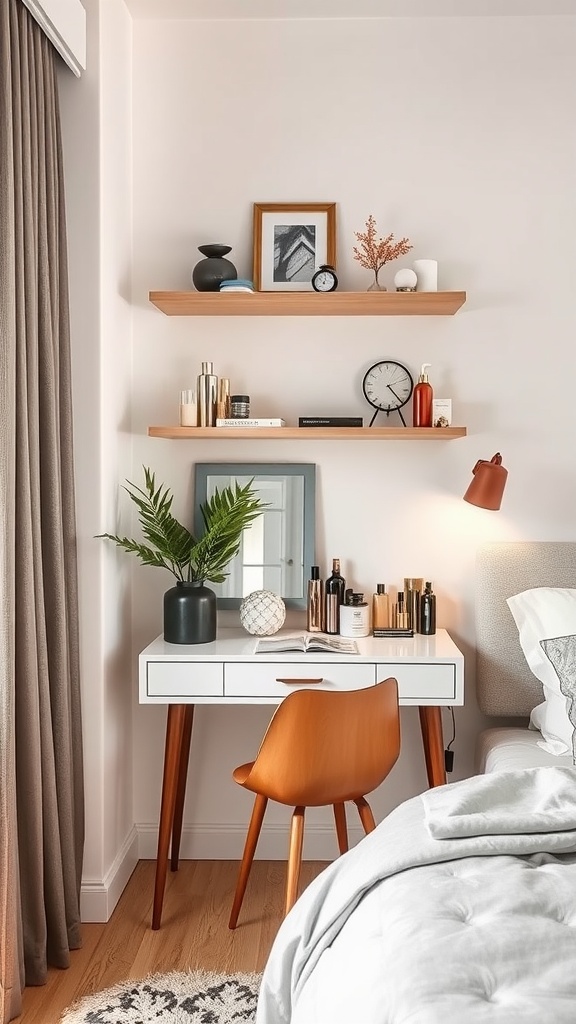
[148,290,466,317]
[148,426,467,441]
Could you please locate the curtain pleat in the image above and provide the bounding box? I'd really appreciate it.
[1,2,84,1019]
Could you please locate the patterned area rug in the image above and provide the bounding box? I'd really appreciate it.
[59,970,262,1023]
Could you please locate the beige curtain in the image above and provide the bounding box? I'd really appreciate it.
[0,2,85,1020]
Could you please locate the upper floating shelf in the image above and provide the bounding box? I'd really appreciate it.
[148,426,467,440]
[148,290,467,317]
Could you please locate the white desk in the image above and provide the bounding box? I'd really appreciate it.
[139,627,464,929]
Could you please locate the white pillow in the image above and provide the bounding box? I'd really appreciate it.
[507,587,576,755]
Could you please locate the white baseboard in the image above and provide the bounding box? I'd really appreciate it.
[137,822,365,861]
[80,826,139,922]
[79,822,364,923]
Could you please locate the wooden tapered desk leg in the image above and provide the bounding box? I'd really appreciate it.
[170,705,195,872]
[152,703,187,930]
[418,706,446,788]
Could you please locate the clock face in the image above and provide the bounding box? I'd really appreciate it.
[362,360,414,412]
[312,265,338,292]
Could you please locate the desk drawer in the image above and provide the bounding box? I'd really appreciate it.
[377,662,456,702]
[146,661,224,698]
[225,662,375,699]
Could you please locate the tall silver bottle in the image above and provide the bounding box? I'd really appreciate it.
[306,565,324,632]
[197,361,218,426]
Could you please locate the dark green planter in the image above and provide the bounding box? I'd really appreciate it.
[163,581,217,645]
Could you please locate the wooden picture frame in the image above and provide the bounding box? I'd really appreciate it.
[252,202,336,292]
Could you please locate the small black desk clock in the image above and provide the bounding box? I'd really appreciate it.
[311,265,338,292]
[362,360,414,427]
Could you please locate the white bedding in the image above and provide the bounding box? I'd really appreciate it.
[477,726,574,774]
[257,767,576,1024]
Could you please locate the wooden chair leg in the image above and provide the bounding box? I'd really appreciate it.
[333,802,349,854]
[285,806,305,917]
[355,796,377,835]
[171,705,194,871]
[229,793,268,930]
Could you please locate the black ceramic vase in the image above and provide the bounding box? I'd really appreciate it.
[192,244,237,292]
[163,580,217,645]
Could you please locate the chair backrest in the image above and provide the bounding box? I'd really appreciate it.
[243,678,400,806]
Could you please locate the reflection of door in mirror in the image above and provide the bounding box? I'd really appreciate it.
[193,464,316,610]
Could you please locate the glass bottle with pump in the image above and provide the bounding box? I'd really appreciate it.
[419,581,436,635]
[325,558,346,634]
[413,363,433,428]
[372,584,390,631]
[306,565,324,632]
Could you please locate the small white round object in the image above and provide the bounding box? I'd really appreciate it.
[239,590,286,636]
[394,268,418,291]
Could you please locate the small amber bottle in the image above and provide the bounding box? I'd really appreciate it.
[395,591,409,629]
[372,584,390,631]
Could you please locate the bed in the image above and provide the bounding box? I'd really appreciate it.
[256,542,576,1024]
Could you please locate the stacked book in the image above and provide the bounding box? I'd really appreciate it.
[216,418,286,427]
[219,279,255,293]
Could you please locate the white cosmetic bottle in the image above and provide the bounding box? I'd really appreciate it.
[339,592,370,638]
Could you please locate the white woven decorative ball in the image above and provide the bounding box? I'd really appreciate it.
[239,590,286,635]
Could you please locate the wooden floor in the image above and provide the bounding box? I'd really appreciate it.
[18,858,328,1023]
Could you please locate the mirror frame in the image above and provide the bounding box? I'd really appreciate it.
[193,462,316,610]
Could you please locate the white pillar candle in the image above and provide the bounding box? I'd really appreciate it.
[180,389,197,426]
[413,259,438,292]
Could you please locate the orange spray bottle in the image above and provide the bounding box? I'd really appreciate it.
[413,363,433,427]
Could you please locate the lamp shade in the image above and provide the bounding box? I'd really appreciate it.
[463,452,508,510]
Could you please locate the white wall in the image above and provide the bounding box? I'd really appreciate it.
[58,0,136,920]
[59,6,576,916]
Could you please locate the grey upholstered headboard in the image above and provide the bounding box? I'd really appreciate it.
[475,542,576,718]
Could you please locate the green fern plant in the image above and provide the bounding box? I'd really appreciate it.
[98,466,266,583]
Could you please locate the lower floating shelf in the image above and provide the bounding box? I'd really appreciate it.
[148,426,467,440]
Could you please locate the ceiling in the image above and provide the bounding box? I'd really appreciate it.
[123,0,576,18]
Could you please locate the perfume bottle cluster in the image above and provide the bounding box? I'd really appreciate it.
[180,361,250,426]
[307,563,436,639]
[373,578,436,636]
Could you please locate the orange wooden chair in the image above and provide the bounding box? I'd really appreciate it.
[229,677,400,929]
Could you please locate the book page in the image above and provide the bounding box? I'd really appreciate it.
[254,633,359,655]
[254,633,307,654]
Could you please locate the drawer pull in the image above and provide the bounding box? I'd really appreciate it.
[276,677,323,685]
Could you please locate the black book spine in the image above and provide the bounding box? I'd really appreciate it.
[299,417,363,427]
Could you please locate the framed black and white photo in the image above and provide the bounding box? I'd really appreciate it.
[252,203,336,291]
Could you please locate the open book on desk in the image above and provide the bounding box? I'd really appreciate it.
[254,632,359,655]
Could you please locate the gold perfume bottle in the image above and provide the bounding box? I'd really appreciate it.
[216,377,231,419]
[372,584,390,631]
[404,577,423,632]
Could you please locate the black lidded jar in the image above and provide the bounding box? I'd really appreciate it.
[230,395,250,419]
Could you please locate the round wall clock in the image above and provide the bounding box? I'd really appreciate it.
[362,360,414,427]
